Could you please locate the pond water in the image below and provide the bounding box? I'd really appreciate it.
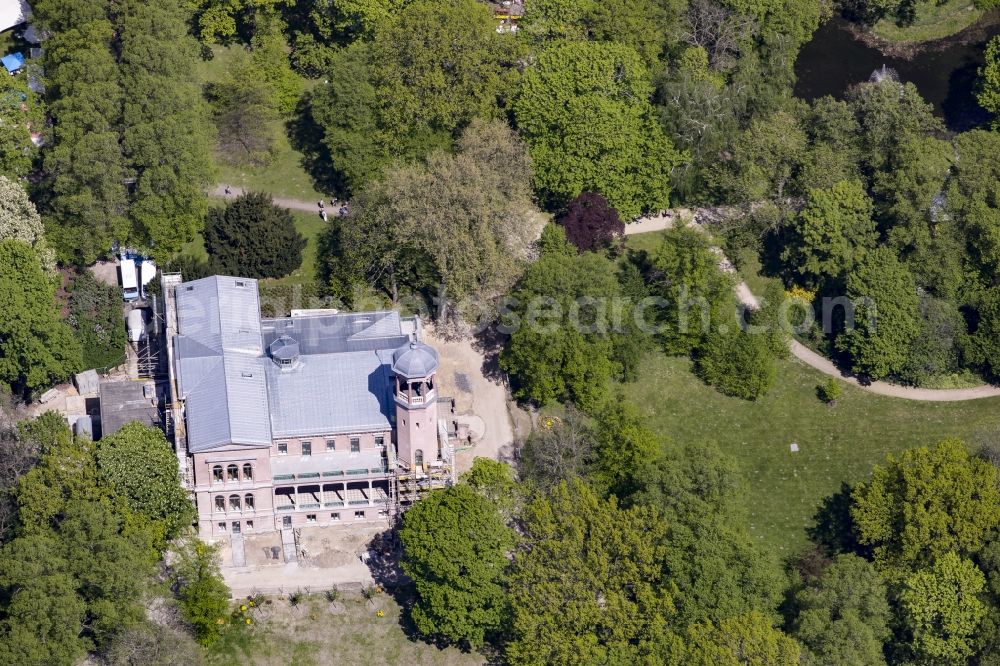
[794,17,1000,132]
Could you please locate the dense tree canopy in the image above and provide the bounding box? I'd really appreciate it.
[322,120,536,318]
[837,246,920,380]
[980,36,1000,127]
[900,551,987,665]
[513,40,683,218]
[310,0,513,195]
[791,555,891,666]
[500,243,644,409]
[34,0,212,264]
[851,438,1000,579]
[400,484,514,647]
[96,423,195,541]
[507,479,675,665]
[650,225,735,355]
[782,180,878,289]
[0,241,81,395]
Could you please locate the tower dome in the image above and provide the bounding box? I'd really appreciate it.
[391,340,439,379]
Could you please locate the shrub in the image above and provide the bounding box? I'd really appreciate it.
[817,378,843,404]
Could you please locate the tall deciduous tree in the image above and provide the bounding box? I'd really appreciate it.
[848,80,942,175]
[557,192,625,254]
[634,442,785,627]
[792,554,891,666]
[0,177,52,269]
[119,0,213,260]
[507,479,675,665]
[500,251,644,409]
[35,0,212,264]
[695,326,778,400]
[781,180,878,289]
[513,40,683,218]
[203,192,306,279]
[836,246,920,380]
[979,36,1000,128]
[851,438,1000,579]
[400,484,515,647]
[311,0,512,195]
[900,552,987,665]
[669,612,801,666]
[96,423,194,541]
[520,0,677,70]
[171,538,231,646]
[0,241,81,395]
[325,120,536,317]
[517,405,596,491]
[651,225,734,355]
[710,110,808,202]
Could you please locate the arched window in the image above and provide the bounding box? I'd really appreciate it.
[245,494,255,510]
[227,464,238,481]
[214,495,225,512]
[229,494,241,511]
[212,465,223,483]
[414,449,424,469]
[242,463,253,481]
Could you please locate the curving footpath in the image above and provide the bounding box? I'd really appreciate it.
[625,212,1000,402]
[199,194,1000,402]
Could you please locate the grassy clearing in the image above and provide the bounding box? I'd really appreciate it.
[621,353,1000,555]
[872,0,983,43]
[206,590,485,666]
[619,230,1000,554]
[197,44,326,202]
[213,125,327,204]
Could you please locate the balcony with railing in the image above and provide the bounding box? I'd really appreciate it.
[396,388,436,406]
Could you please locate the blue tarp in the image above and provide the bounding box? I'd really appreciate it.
[2,52,25,75]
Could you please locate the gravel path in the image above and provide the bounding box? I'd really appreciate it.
[625,212,1000,402]
[211,184,339,214]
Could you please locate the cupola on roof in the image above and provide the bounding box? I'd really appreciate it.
[391,340,439,379]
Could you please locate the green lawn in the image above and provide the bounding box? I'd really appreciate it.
[872,0,983,43]
[198,44,326,203]
[622,353,1000,555]
[213,125,327,204]
[619,230,1000,554]
[207,590,484,666]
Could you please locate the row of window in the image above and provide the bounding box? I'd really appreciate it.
[218,520,251,533]
[215,494,255,512]
[277,436,384,456]
[216,510,390,533]
[212,463,253,484]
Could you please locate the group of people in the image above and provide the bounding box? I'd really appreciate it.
[220,185,348,221]
[317,198,348,221]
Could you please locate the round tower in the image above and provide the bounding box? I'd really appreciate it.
[391,340,440,471]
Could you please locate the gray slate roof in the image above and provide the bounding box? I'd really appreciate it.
[173,277,418,453]
[174,276,272,452]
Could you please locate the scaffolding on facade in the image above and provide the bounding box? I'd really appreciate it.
[389,418,456,518]
[160,272,194,492]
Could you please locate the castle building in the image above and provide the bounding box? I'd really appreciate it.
[161,274,452,538]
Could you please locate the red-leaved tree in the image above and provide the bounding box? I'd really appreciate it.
[557,192,625,253]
